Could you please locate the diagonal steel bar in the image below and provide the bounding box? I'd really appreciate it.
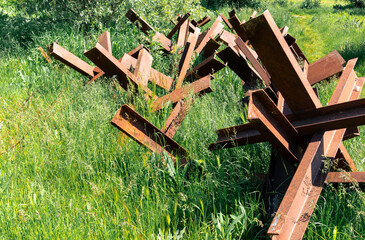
[125,8,155,35]
[220,13,233,29]
[98,31,112,54]
[228,10,248,42]
[120,53,173,91]
[248,90,305,163]
[217,46,261,88]
[162,99,193,138]
[134,48,153,86]
[335,144,358,172]
[84,43,156,100]
[196,16,223,54]
[185,54,225,81]
[327,172,365,183]
[241,10,322,112]
[235,37,271,86]
[111,105,188,165]
[49,42,95,77]
[153,75,212,112]
[175,28,201,90]
[202,38,221,58]
[307,50,345,85]
[177,20,190,48]
[196,16,211,27]
[167,13,190,39]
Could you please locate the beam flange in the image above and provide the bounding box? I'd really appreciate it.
[242,10,322,112]
[248,90,304,163]
[49,42,95,77]
[111,105,188,165]
[153,75,212,112]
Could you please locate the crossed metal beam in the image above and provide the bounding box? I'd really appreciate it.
[211,10,365,239]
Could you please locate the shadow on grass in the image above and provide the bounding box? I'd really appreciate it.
[333,4,365,15]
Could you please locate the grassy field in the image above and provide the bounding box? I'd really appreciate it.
[0,0,365,239]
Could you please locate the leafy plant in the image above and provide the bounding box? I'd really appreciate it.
[301,0,321,9]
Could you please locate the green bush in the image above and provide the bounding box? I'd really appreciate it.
[346,0,365,7]
[301,0,321,9]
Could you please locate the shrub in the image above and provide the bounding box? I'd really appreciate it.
[346,0,365,8]
[301,0,321,9]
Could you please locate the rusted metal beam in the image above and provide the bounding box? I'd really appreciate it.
[327,172,365,183]
[216,30,237,50]
[197,16,211,27]
[209,123,264,150]
[220,13,233,29]
[307,50,345,85]
[127,44,148,58]
[242,10,322,112]
[167,13,190,39]
[185,54,225,80]
[85,31,114,84]
[250,11,257,19]
[111,105,188,165]
[248,90,304,163]
[268,59,360,240]
[228,12,248,41]
[217,46,261,88]
[49,42,95,77]
[177,20,190,48]
[343,76,365,140]
[210,68,363,151]
[84,43,156,100]
[125,8,155,35]
[153,75,212,112]
[152,32,173,52]
[210,88,365,149]
[267,131,334,239]
[335,144,358,172]
[162,99,193,138]
[196,16,223,54]
[134,48,153,86]
[202,38,221,58]
[120,53,173,91]
[175,28,201,89]
[235,37,271,86]
[98,31,112,54]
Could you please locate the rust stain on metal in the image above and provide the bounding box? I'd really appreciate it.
[327,172,365,183]
[98,31,112,54]
[153,75,212,112]
[134,48,153,86]
[196,16,223,54]
[49,42,95,77]
[175,28,201,90]
[186,54,225,80]
[111,105,188,165]
[125,8,155,35]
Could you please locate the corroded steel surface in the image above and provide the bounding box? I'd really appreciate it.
[111,105,188,165]
[186,54,225,80]
[49,42,95,77]
[125,8,155,35]
[153,75,212,112]
[242,10,322,111]
[175,28,201,89]
[327,172,365,183]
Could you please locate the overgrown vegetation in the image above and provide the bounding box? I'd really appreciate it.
[0,0,364,239]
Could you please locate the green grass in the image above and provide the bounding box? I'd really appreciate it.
[1,1,365,239]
